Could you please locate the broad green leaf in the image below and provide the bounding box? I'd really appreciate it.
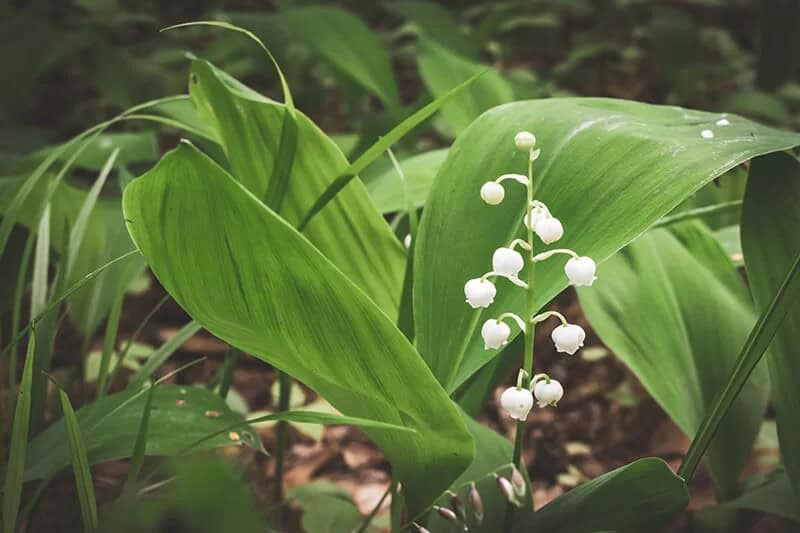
[417,38,513,135]
[365,149,448,212]
[121,143,473,515]
[515,458,689,532]
[414,98,800,393]
[189,59,404,316]
[287,482,365,533]
[58,387,99,532]
[22,384,259,482]
[578,224,768,497]
[717,470,800,522]
[276,5,400,109]
[742,152,800,498]
[3,331,36,533]
[101,457,266,533]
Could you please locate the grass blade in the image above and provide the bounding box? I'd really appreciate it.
[30,205,50,318]
[0,95,188,258]
[96,276,127,397]
[679,248,800,481]
[8,230,36,416]
[297,69,486,231]
[65,149,119,281]
[57,386,99,532]
[1,250,140,360]
[2,329,36,533]
[387,148,417,340]
[653,200,742,228]
[162,21,294,113]
[122,384,155,497]
[127,321,203,390]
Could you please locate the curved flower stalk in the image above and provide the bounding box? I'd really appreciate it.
[463,131,599,476]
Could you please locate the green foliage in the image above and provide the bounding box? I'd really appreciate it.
[2,331,36,533]
[578,223,768,498]
[515,458,689,532]
[189,59,405,316]
[414,98,800,393]
[121,143,473,515]
[22,384,260,482]
[742,152,800,498]
[58,386,99,532]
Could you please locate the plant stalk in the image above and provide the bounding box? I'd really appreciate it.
[272,370,291,523]
[506,151,537,531]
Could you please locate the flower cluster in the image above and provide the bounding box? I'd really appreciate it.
[464,131,598,420]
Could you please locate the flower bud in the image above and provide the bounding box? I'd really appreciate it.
[564,256,597,286]
[492,247,524,277]
[533,378,564,407]
[403,234,412,249]
[500,386,534,420]
[434,506,458,522]
[496,476,522,507]
[514,131,536,151]
[535,217,563,244]
[551,323,586,355]
[481,319,511,350]
[480,181,505,205]
[469,483,484,525]
[511,465,527,499]
[412,523,432,533]
[449,492,467,523]
[464,278,496,309]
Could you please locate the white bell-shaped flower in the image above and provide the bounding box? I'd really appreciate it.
[492,247,524,278]
[500,386,534,420]
[480,182,505,205]
[534,217,563,244]
[533,379,564,407]
[464,278,496,308]
[523,208,545,231]
[514,131,536,151]
[481,319,511,350]
[564,256,597,286]
[551,324,586,355]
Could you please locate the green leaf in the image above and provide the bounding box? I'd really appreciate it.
[414,98,800,393]
[417,38,513,136]
[22,384,260,482]
[679,243,800,485]
[717,470,800,522]
[578,223,768,497]
[58,387,99,532]
[189,59,404,316]
[297,70,483,230]
[122,143,473,515]
[515,458,689,532]
[386,1,478,58]
[364,149,448,212]
[741,152,800,498]
[122,385,155,496]
[2,331,36,533]
[127,321,203,390]
[275,5,400,109]
[287,482,365,533]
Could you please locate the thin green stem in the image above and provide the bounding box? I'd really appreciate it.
[357,485,391,533]
[272,371,291,525]
[217,347,241,399]
[506,151,537,531]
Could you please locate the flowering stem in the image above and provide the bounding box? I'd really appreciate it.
[532,248,579,263]
[507,149,537,532]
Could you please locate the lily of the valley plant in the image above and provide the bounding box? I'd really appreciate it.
[464,130,598,471]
